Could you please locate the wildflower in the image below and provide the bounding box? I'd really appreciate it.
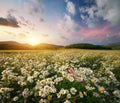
[64,100,71,103]
[39,89,45,97]
[67,68,74,74]
[91,78,98,84]
[33,71,39,78]
[22,88,29,98]
[98,87,105,93]
[27,76,33,83]
[39,99,48,103]
[47,95,52,100]
[66,93,71,99]
[70,87,77,95]
[79,92,83,98]
[67,75,74,82]
[113,90,120,98]
[13,96,19,101]
[57,93,61,98]
[60,88,66,95]
[93,92,100,97]
[83,91,87,96]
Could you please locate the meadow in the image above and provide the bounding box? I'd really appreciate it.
[0,49,120,103]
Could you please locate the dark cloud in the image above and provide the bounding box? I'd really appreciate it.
[0,15,20,28]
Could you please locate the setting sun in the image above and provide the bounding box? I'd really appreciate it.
[28,38,39,46]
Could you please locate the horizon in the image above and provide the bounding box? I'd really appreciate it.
[0,40,114,46]
[0,0,120,45]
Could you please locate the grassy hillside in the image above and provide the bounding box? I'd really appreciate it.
[33,43,63,50]
[104,42,120,49]
[0,41,63,50]
[1,41,120,50]
[0,41,31,50]
[65,43,112,50]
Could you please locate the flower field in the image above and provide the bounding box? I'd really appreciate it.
[0,49,120,103]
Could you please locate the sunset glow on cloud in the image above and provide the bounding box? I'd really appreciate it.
[0,0,120,45]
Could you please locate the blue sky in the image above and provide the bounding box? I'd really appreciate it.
[0,0,120,45]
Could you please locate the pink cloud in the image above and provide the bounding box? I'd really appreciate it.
[79,25,110,41]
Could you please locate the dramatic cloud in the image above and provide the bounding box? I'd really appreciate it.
[0,15,19,28]
[79,6,98,28]
[0,0,119,45]
[65,0,76,15]
[80,0,120,26]
[95,0,120,26]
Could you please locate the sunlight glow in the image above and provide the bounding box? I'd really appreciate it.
[28,38,39,46]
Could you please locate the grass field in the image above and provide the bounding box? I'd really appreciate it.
[0,49,120,103]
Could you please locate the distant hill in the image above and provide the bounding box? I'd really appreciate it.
[104,42,120,50]
[0,41,63,50]
[65,43,112,50]
[33,43,63,50]
[0,41,31,50]
[1,41,120,50]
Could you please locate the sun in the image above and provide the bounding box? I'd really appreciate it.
[28,38,39,46]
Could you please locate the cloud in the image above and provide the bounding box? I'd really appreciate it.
[24,0,43,15]
[79,6,98,28]
[4,31,16,37]
[58,14,75,33]
[57,14,81,35]
[80,0,120,26]
[19,16,35,30]
[0,15,20,28]
[60,36,68,40]
[18,33,27,39]
[39,18,44,22]
[42,34,48,37]
[7,9,16,14]
[32,0,41,4]
[101,33,120,44]
[65,0,76,15]
[95,0,120,26]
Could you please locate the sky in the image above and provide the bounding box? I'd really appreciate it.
[0,0,120,45]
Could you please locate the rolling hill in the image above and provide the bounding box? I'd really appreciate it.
[0,41,63,50]
[65,43,112,50]
[0,41,31,50]
[1,41,120,50]
[104,42,120,50]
